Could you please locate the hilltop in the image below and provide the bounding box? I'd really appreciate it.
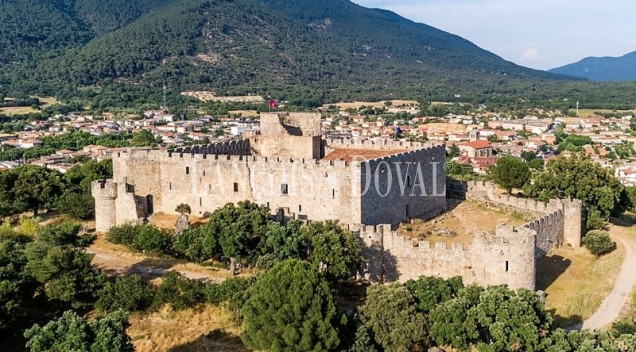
[1,0,635,108]
[549,51,636,82]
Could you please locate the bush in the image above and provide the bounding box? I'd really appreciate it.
[153,271,206,311]
[172,226,209,262]
[96,275,152,312]
[106,223,139,248]
[586,209,607,230]
[583,230,615,258]
[131,225,172,255]
[205,277,253,305]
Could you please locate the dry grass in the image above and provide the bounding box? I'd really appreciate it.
[399,200,526,244]
[89,232,256,282]
[324,100,418,110]
[537,227,626,327]
[576,109,636,117]
[127,305,248,352]
[0,96,58,115]
[229,110,259,117]
[151,212,208,229]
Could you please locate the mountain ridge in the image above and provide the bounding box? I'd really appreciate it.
[549,51,636,82]
[6,0,636,109]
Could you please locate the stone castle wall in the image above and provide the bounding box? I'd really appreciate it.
[351,180,583,290]
[325,138,438,154]
[446,180,582,250]
[350,223,536,290]
[97,142,446,229]
[253,113,322,159]
[360,145,447,225]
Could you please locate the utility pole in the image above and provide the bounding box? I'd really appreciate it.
[576,101,579,117]
[162,83,167,111]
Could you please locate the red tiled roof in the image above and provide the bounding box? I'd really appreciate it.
[464,140,492,149]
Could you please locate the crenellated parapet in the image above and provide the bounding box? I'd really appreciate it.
[347,220,537,290]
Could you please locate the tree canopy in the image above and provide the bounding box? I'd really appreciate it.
[488,156,531,194]
[241,259,343,351]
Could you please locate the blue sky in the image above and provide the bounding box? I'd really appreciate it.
[350,0,636,71]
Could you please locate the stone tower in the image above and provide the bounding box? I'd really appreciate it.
[469,129,480,142]
[474,224,536,290]
[92,180,118,233]
[563,198,582,248]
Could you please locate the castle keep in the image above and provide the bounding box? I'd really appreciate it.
[93,112,582,290]
[92,113,447,232]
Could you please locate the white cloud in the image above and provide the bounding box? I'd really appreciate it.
[522,48,540,62]
[351,0,636,70]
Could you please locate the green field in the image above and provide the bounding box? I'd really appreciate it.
[0,96,59,115]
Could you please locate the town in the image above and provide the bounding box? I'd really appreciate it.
[3,95,635,187]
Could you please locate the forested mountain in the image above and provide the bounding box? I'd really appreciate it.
[549,51,636,82]
[0,0,176,64]
[1,0,635,108]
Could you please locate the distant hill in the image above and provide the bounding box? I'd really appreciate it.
[5,0,636,109]
[549,51,636,81]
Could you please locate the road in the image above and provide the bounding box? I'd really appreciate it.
[568,224,636,330]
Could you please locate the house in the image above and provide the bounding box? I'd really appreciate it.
[459,140,493,158]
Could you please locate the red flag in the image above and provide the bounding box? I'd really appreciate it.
[269,100,278,108]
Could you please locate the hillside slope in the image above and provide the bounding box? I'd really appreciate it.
[549,51,636,82]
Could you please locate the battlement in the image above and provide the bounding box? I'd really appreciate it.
[92,179,118,199]
[364,144,446,162]
[326,138,438,151]
[350,221,536,289]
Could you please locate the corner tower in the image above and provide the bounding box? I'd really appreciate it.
[92,180,118,233]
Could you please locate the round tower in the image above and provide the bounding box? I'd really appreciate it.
[91,180,118,233]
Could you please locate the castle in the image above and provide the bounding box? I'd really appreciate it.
[92,112,582,290]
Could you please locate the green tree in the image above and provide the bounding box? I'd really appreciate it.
[301,220,362,281]
[24,309,134,352]
[175,203,191,215]
[357,283,428,352]
[582,230,615,258]
[0,165,66,215]
[242,259,343,351]
[259,220,307,267]
[405,276,464,313]
[132,129,158,146]
[57,193,95,220]
[204,201,271,275]
[448,144,460,158]
[152,271,206,311]
[430,285,552,352]
[526,154,626,218]
[0,231,36,328]
[488,156,531,194]
[96,275,152,312]
[24,223,104,304]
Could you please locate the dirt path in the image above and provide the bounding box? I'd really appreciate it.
[86,234,250,283]
[569,223,636,330]
[88,249,224,283]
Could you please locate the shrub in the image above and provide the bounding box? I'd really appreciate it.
[583,230,615,258]
[172,226,209,262]
[205,277,253,305]
[131,225,172,255]
[153,271,206,311]
[586,209,607,230]
[106,223,139,248]
[96,275,152,312]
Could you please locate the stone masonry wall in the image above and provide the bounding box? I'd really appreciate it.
[360,145,447,225]
[350,223,536,290]
[446,180,582,251]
